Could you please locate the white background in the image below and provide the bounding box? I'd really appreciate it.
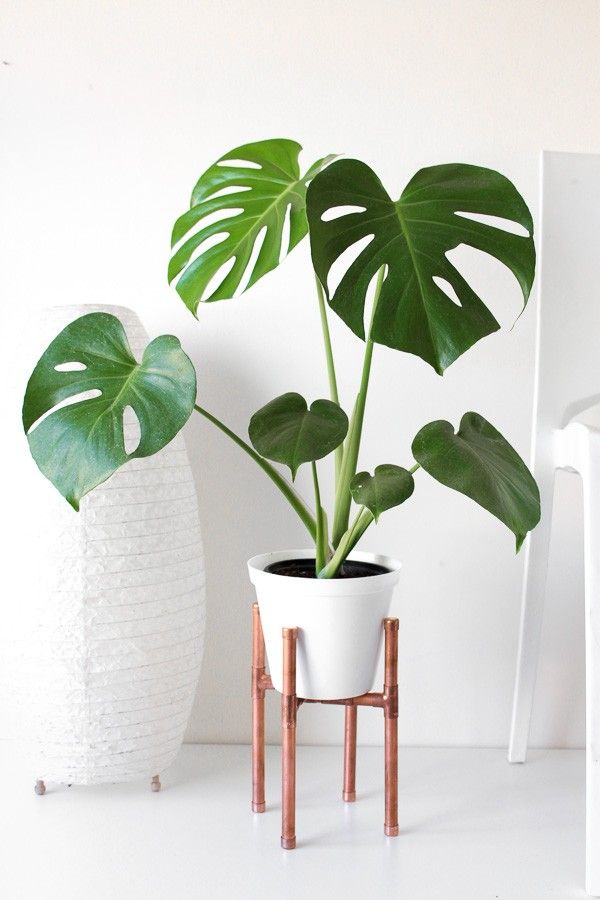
[2,0,599,748]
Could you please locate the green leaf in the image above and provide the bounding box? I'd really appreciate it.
[248,392,348,479]
[411,412,540,550]
[307,159,535,374]
[23,312,197,510]
[169,139,336,314]
[350,464,415,522]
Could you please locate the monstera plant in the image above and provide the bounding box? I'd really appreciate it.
[23,138,540,580]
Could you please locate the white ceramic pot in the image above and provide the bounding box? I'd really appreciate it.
[248,549,401,700]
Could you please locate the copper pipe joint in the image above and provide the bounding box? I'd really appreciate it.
[259,673,273,692]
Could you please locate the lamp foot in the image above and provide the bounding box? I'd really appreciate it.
[34,780,46,796]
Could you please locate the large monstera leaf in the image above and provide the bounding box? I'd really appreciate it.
[23,313,197,510]
[412,412,540,550]
[307,159,535,374]
[169,139,335,314]
[248,392,348,479]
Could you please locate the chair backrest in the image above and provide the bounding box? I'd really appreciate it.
[535,151,600,445]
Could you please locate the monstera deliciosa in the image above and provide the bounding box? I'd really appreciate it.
[23,137,541,579]
[23,313,196,509]
[169,139,335,314]
[306,159,536,374]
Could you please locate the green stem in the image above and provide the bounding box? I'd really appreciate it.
[409,462,421,475]
[332,265,386,546]
[319,506,374,578]
[194,404,317,541]
[315,275,343,486]
[311,461,328,573]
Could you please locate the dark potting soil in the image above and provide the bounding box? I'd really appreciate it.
[264,559,389,579]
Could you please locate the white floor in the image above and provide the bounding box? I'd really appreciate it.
[1,745,586,900]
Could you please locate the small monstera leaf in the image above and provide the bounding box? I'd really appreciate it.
[350,464,415,522]
[412,412,540,550]
[350,463,415,522]
[307,159,535,374]
[169,139,335,314]
[23,312,197,510]
[248,392,348,479]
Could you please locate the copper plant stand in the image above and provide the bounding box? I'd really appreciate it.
[251,603,399,849]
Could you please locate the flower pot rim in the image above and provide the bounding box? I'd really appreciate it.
[248,549,401,595]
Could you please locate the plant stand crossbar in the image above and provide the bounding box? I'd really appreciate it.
[251,603,399,849]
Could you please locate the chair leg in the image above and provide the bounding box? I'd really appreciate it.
[509,468,556,763]
[580,437,600,895]
[281,627,297,850]
[251,604,266,813]
[343,703,357,802]
[383,618,399,837]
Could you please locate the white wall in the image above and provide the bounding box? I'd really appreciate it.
[2,0,599,747]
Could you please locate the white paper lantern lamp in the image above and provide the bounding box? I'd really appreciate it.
[18,305,205,792]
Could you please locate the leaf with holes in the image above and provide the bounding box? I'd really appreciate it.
[169,139,336,314]
[22,312,197,509]
[248,392,348,479]
[350,464,415,522]
[307,159,535,374]
[412,412,540,550]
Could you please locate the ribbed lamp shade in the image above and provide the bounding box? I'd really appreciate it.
[17,305,205,785]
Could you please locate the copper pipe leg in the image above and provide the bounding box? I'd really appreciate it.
[252,604,266,813]
[343,703,357,802]
[150,775,161,792]
[384,718,399,836]
[383,618,399,837]
[34,779,46,796]
[281,627,297,850]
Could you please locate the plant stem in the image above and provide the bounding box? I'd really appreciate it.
[315,275,343,486]
[311,461,329,573]
[194,403,317,541]
[331,265,386,546]
[319,506,375,578]
[409,462,421,475]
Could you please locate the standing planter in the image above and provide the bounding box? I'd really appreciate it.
[248,550,401,699]
[23,305,205,789]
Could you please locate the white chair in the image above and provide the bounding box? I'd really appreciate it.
[509,151,600,896]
